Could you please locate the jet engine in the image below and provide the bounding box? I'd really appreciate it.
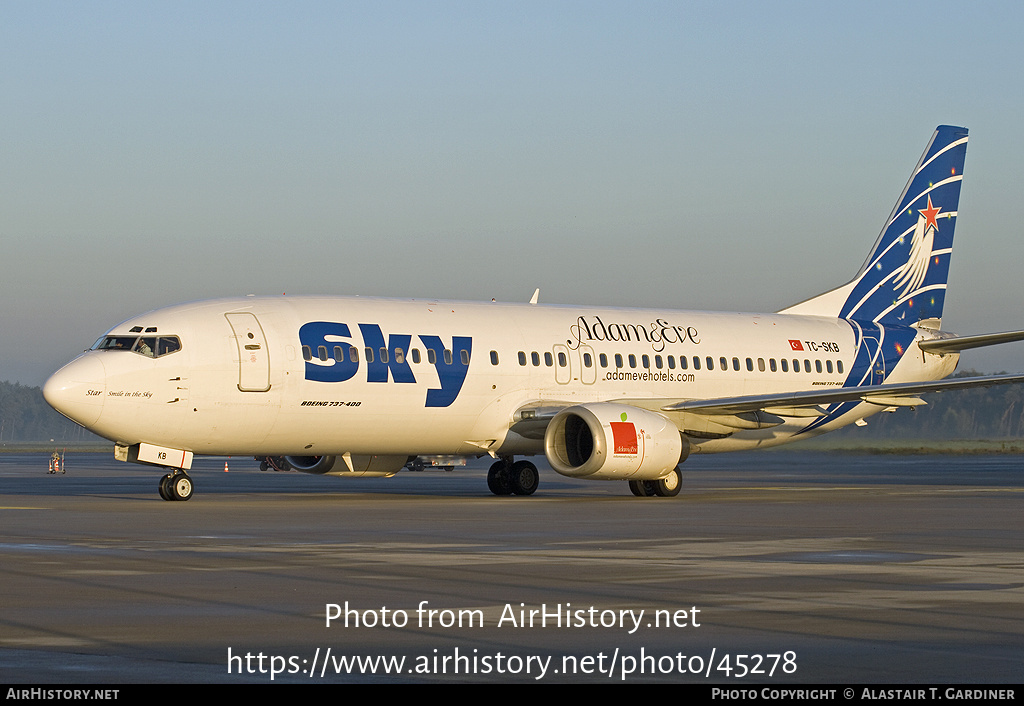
[283,454,408,477]
[544,403,688,480]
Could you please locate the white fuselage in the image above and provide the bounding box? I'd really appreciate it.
[45,295,958,459]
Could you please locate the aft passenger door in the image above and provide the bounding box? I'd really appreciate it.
[862,334,886,386]
[225,312,271,392]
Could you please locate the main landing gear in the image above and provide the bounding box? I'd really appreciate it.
[628,467,682,498]
[487,458,539,496]
[158,471,194,501]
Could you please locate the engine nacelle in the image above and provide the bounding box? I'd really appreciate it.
[283,454,408,478]
[544,403,687,480]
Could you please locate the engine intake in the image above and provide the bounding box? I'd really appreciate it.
[544,403,687,480]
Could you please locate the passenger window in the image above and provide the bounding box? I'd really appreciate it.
[615,354,623,368]
[826,360,833,373]
[558,352,567,367]
[410,349,420,364]
[642,355,650,369]
[460,350,469,365]
[518,351,527,366]
[758,358,765,372]
[732,357,740,371]
[365,347,374,363]
[769,358,777,372]
[490,350,499,365]
[720,356,727,371]
[668,356,676,370]
[815,360,822,373]
[693,356,701,370]
[334,346,344,361]
[395,348,405,364]
[793,358,800,372]
[318,346,329,362]
[428,349,436,365]
[544,352,553,367]
[837,360,844,374]
[350,346,359,363]
[679,356,687,370]
[781,358,789,372]
[583,353,593,368]
[302,345,312,361]
[444,349,453,365]
[629,354,637,369]
[804,359,811,372]
[746,357,753,372]
[706,356,714,370]
[379,347,389,364]
[655,355,662,369]
[599,353,608,368]
[531,352,540,366]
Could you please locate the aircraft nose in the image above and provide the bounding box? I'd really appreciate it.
[43,355,106,428]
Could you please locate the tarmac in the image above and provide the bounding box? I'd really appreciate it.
[1,450,1021,683]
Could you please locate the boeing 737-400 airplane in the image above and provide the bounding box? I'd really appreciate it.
[44,126,1024,500]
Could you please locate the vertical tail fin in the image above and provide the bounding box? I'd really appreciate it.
[781,125,968,326]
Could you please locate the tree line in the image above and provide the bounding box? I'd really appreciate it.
[829,371,1024,440]
[0,381,102,444]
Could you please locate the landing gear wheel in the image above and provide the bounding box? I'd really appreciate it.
[628,480,649,496]
[158,473,174,501]
[169,473,193,501]
[487,460,513,496]
[653,468,682,497]
[509,461,539,496]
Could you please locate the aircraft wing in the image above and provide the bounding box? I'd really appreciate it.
[660,373,1024,416]
[511,373,1024,438]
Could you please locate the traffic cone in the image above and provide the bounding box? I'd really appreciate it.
[224,460,229,472]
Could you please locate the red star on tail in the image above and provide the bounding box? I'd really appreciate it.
[919,195,940,231]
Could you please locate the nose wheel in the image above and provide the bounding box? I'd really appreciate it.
[158,471,194,501]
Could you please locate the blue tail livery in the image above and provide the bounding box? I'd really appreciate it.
[782,125,968,326]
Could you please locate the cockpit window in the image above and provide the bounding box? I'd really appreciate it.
[96,336,137,351]
[158,337,181,356]
[94,335,182,358]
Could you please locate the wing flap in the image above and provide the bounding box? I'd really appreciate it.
[860,395,927,407]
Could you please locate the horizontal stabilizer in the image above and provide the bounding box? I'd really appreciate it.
[919,329,1024,354]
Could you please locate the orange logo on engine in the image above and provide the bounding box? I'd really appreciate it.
[610,421,638,455]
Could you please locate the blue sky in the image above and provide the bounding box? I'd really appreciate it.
[4,1,1024,385]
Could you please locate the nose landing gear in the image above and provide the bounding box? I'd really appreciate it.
[158,471,194,501]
